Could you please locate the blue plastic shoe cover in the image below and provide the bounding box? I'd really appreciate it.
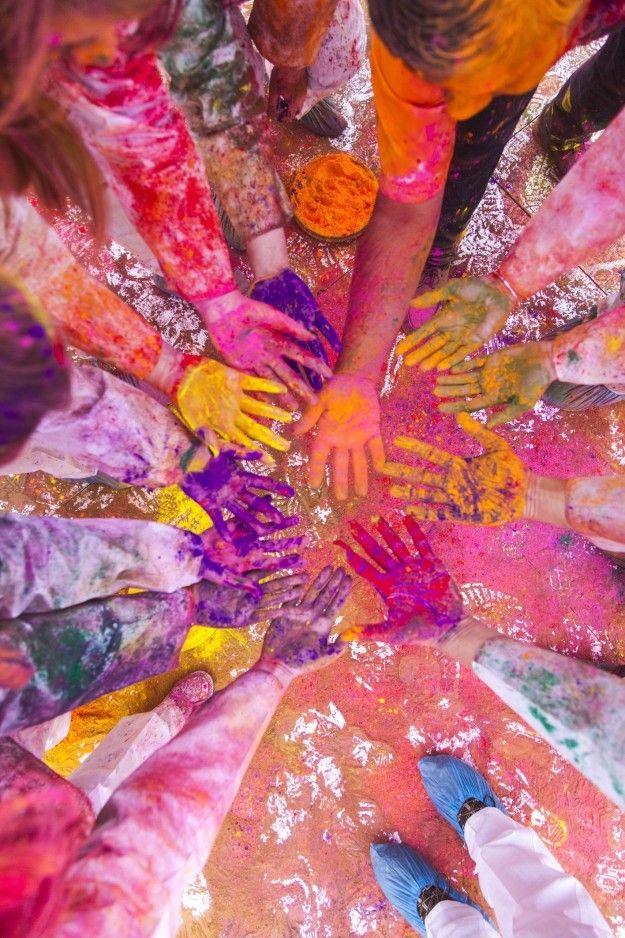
[418,755,504,840]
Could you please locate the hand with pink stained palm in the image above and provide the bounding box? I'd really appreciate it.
[335,517,463,644]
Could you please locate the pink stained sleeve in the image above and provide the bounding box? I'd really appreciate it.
[564,475,625,547]
[551,304,625,385]
[53,668,286,938]
[52,51,237,302]
[500,105,625,300]
[0,197,162,379]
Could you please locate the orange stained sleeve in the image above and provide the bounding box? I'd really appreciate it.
[370,33,457,204]
[248,0,339,66]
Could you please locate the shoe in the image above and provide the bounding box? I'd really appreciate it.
[418,755,504,840]
[298,97,347,137]
[370,842,490,935]
[542,381,625,411]
[535,99,591,180]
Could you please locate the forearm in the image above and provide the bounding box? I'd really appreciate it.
[498,105,625,301]
[0,514,204,618]
[339,191,443,380]
[0,591,194,735]
[248,0,339,66]
[550,304,625,385]
[56,664,290,936]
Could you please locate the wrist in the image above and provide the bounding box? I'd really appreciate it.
[491,263,524,307]
[253,659,294,689]
[147,342,194,397]
[193,289,242,327]
[334,361,379,384]
[537,338,557,382]
[523,472,568,527]
[436,615,499,666]
[247,229,290,281]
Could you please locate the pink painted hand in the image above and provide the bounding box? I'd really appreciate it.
[195,290,331,408]
[382,415,528,525]
[398,277,513,372]
[434,340,556,426]
[260,566,351,676]
[293,374,386,500]
[335,517,463,644]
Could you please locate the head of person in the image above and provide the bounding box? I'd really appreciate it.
[0,0,181,234]
[0,276,71,466]
[368,0,587,119]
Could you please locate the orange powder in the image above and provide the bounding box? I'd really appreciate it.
[290,153,378,240]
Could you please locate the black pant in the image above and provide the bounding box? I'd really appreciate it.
[429,26,625,267]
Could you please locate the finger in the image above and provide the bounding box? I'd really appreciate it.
[240,375,286,394]
[367,436,386,473]
[449,357,487,374]
[405,334,449,369]
[241,395,293,423]
[438,395,495,415]
[374,517,412,562]
[310,568,351,616]
[238,491,285,521]
[334,539,386,590]
[409,286,447,310]
[315,570,352,618]
[254,534,304,553]
[435,370,482,386]
[404,502,456,522]
[403,514,437,562]
[433,381,481,399]
[293,402,323,436]
[242,471,294,499]
[349,520,395,571]
[270,359,318,406]
[382,461,445,489]
[393,436,454,468]
[309,439,331,489]
[436,344,478,372]
[314,313,342,353]
[486,403,526,427]
[456,412,508,451]
[206,508,231,540]
[298,565,334,607]
[419,341,464,372]
[388,483,449,503]
[278,344,332,378]
[225,501,269,534]
[352,446,369,498]
[396,320,438,357]
[256,552,304,572]
[236,413,291,452]
[259,307,315,342]
[225,423,260,452]
[333,448,350,501]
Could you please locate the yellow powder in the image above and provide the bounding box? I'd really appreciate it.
[290,153,378,240]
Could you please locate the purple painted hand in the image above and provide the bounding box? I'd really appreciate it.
[182,450,298,540]
[335,517,463,644]
[260,566,351,675]
[251,269,341,393]
[193,571,308,628]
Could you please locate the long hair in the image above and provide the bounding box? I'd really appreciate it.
[0,0,182,235]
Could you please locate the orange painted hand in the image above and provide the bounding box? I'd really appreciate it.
[293,374,386,500]
[383,414,527,525]
[397,277,512,372]
[175,358,293,455]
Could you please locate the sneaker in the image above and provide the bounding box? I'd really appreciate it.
[418,755,504,840]
[298,97,347,137]
[370,842,489,935]
[535,99,591,180]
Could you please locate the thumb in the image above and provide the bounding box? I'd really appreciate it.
[410,285,448,310]
[293,401,324,436]
[456,413,508,452]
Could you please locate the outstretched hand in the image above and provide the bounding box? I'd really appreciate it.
[294,374,385,500]
[198,520,304,593]
[434,340,556,426]
[398,277,512,372]
[260,566,352,676]
[335,516,463,644]
[382,415,527,525]
[193,570,307,628]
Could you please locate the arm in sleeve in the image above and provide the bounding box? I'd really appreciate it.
[370,33,456,204]
[499,104,625,300]
[54,51,237,302]
[0,513,204,618]
[550,303,625,386]
[0,591,194,735]
[0,197,162,378]
[248,0,339,67]
[162,0,291,242]
[53,667,288,937]
[473,636,625,810]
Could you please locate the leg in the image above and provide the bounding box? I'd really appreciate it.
[465,807,612,938]
[425,899,500,938]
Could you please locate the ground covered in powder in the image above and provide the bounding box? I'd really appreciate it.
[1,27,624,938]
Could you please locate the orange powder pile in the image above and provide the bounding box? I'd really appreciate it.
[290,153,378,240]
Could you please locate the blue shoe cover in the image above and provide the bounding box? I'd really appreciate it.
[370,842,486,935]
[418,755,504,840]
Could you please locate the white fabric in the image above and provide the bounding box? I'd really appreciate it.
[426,899,498,938]
[425,808,612,938]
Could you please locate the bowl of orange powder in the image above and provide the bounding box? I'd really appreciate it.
[289,152,378,242]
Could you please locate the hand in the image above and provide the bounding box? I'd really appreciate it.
[259,566,351,676]
[335,517,463,644]
[434,340,556,426]
[174,357,292,454]
[183,449,298,539]
[397,277,512,372]
[383,415,527,525]
[294,374,385,500]
[268,65,309,122]
[198,521,305,593]
[193,571,307,628]
[251,268,341,394]
[196,290,331,408]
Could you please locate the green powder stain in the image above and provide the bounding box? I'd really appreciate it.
[529,706,555,734]
[563,738,579,750]
[567,350,580,364]
[559,532,574,548]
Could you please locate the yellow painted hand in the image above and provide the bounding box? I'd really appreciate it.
[176,358,293,454]
[382,414,527,525]
[397,277,512,372]
[434,340,556,427]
